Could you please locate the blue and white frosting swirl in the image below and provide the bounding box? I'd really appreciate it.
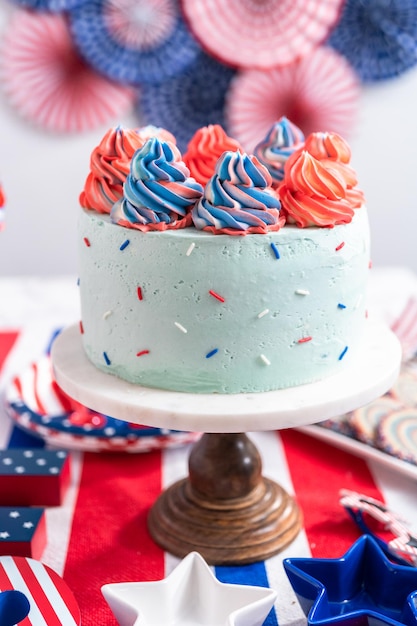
[253,117,305,186]
[192,151,284,235]
[111,137,203,230]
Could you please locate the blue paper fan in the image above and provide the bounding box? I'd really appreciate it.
[327,0,417,82]
[7,0,87,11]
[69,0,200,85]
[138,51,236,152]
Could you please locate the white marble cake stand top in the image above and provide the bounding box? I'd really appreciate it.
[51,322,401,434]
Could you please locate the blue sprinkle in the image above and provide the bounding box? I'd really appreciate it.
[338,303,347,309]
[103,351,111,365]
[119,239,130,251]
[270,242,280,259]
[339,346,348,361]
[206,348,219,359]
[77,277,80,286]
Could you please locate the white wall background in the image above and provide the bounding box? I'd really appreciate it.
[1,2,417,277]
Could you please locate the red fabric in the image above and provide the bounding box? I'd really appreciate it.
[63,450,164,626]
[280,428,385,558]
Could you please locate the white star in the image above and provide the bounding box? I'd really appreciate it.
[14,466,26,473]
[23,450,34,458]
[0,531,10,539]
[9,511,20,518]
[2,457,13,465]
[23,522,34,529]
[102,551,276,626]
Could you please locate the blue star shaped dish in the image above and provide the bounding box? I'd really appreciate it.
[283,534,417,626]
[102,551,276,626]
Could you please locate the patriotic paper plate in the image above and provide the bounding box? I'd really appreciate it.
[4,356,199,453]
[326,0,417,82]
[226,46,360,153]
[0,12,134,133]
[0,556,81,625]
[181,0,344,69]
[139,51,236,152]
[69,0,200,85]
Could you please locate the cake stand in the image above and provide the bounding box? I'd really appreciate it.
[51,321,401,565]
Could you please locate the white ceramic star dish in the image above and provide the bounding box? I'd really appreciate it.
[101,551,277,626]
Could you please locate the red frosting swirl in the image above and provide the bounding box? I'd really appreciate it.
[303,131,351,163]
[80,126,176,214]
[183,125,243,186]
[279,151,356,227]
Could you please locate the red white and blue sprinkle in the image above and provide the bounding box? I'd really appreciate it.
[83,237,91,247]
[136,350,150,357]
[335,241,345,251]
[209,290,225,303]
[206,348,219,359]
[137,286,143,301]
[119,239,130,251]
[295,289,310,296]
[257,308,269,319]
[103,351,111,365]
[298,336,312,344]
[103,310,112,320]
[270,242,280,259]
[338,303,347,309]
[186,242,195,256]
[260,354,271,366]
[174,322,187,333]
[339,346,349,360]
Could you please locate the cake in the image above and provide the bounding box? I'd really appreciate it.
[78,123,370,394]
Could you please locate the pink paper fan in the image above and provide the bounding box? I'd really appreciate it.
[0,11,134,133]
[226,46,360,153]
[181,0,344,69]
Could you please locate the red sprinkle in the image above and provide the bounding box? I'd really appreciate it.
[335,242,345,251]
[298,336,312,343]
[209,289,225,303]
[83,237,91,247]
[79,320,84,334]
[137,286,143,301]
[136,350,150,357]
[368,259,373,269]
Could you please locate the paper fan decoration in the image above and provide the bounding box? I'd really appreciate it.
[181,0,344,69]
[226,46,360,154]
[326,0,417,82]
[69,0,200,85]
[0,12,134,133]
[138,51,236,151]
[0,184,5,232]
[8,0,87,13]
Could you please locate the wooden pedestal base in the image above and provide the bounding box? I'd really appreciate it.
[148,433,302,565]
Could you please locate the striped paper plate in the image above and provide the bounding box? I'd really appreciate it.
[4,355,199,453]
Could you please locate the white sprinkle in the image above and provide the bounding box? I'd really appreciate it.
[354,295,363,310]
[295,289,310,296]
[174,322,188,333]
[260,354,271,366]
[186,242,195,256]
[103,310,113,320]
[257,309,270,319]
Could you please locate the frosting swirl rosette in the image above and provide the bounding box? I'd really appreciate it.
[111,137,203,231]
[80,126,176,214]
[279,150,358,227]
[183,124,243,186]
[80,126,145,214]
[192,150,284,235]
[253,117,305,188]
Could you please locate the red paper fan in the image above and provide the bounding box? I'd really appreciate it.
[226,46,360,153]
[181,0,344,69]
[0,11,134,133]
